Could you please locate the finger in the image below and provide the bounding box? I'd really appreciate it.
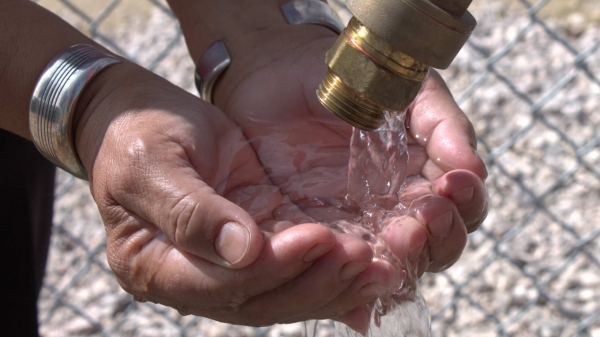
[297,258,399,323]
[220,232,374,326]
[330,240,429,333]
[402,171,487,234]
[270,199,318,225]
[407,195,468,272]
[407,70,487,180]
[229,223,339,297]
[434,169,489,233]
[108,219,339,317]
[259,220,296,233]
[112,169,265,268]
[400,175,433,208]
[381,216,430,278]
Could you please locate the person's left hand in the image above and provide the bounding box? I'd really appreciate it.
[204,24,488,330]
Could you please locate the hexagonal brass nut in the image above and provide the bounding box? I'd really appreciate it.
[325,34,424,112]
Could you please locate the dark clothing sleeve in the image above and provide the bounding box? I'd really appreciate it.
[0,128,56,337]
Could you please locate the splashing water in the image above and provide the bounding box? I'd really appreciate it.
[303,111,432,337]
[224,107,432,336]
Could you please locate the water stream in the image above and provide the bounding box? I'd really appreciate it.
[303,111,432,337]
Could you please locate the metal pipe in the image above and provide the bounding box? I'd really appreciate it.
[317,0,477,131]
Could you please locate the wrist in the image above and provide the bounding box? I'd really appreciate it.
[74,61,145,174]
[168,0,337,105]
[168,0,293,61]
[74,60,235,180]
[28,45,121,179]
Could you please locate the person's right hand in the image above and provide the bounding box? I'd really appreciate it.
[71,61,383,326]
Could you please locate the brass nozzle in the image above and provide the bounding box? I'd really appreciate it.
[318,0,477,131]
[317,18,428,131]
[318,70,384,131]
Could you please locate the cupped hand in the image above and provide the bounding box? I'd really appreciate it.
[72,61,380,326]
[208,24,488,328]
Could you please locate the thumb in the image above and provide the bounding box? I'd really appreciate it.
[95,137,264,269]
[74,62,266,269]
[161,181,265,269]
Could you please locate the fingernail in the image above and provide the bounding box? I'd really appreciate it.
[304,243,335,262]
[408,237,426,262]
[215,222,250,266]
[450,186,474,205]
[359,284,380,299]
[429,211,453,238]
[340,261,371,280]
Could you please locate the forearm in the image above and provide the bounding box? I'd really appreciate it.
[0,0,215,176]
[0,0,114,139]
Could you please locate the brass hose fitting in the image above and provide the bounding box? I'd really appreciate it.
[317,0,477,131]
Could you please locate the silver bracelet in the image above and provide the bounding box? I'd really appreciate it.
[194,40,231,105]
[281,0,344,34]
[194,0,342,103]
[29,44,121,180]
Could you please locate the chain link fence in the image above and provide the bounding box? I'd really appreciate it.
[34,0,600,336]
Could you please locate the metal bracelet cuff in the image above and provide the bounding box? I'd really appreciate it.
[29,44,121,180]
[281,0,343,35]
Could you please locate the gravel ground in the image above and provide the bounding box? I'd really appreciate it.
[36,0,600,336]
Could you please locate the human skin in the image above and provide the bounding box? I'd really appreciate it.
[0,0,375,327]
[0,0,488,333]
[168,0,488,330]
